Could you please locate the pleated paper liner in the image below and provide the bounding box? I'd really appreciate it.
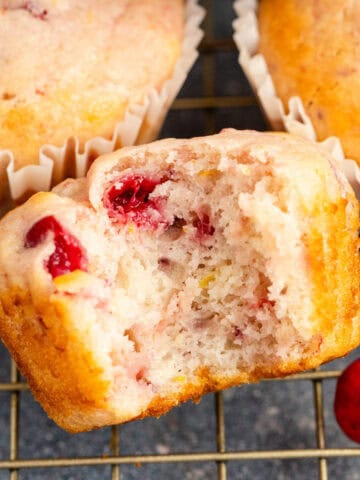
[232,0,360,200]
[0,0,205,211]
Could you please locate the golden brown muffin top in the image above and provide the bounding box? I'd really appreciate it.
[258,0,360,164]
[0,0,184,168]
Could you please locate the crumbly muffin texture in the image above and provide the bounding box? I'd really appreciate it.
[0,129,359,432]
[258,0,360,164]
[0,0,184,168]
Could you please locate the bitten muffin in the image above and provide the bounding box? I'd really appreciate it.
[0,129,359,433]
[0,0,184,168]
[258,0,360,164]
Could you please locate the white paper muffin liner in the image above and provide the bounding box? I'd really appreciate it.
[233,0,360,200]
[0,0,205,205]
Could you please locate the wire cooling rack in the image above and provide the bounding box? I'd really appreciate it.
[1,1,360,479]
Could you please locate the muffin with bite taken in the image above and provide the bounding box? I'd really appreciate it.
[0,129,359,432]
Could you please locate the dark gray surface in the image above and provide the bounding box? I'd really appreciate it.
[0,341,10,382]
[224,381,316,451]
[0,393,10,463]
[0,1,360,479]
[18,467,111,480]
[120,395,216,455]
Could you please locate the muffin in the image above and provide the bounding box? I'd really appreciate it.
[0,0,204,201]
[257,0,360,164]
[0,129,359,432]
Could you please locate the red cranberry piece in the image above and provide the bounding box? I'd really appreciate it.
[25,216,88,278]
[234,326,244,339]
[193,214,215,241]
[23,2,48,20]
[252,298,276,310]
[334,359,360,443]
[103,174,168,229]
[5,2,48,20]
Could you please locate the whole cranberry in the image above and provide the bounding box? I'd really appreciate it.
[334,359,360,443]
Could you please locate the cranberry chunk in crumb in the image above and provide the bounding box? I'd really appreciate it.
[25,216,88,278]
[193,214,215,242]
[103,174,168,229]
[252,298,276,310]
[334,359,360,443]
[6,2,48,20]
[234,326,244,340]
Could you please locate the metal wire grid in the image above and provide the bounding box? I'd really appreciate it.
[0,1,360,479]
